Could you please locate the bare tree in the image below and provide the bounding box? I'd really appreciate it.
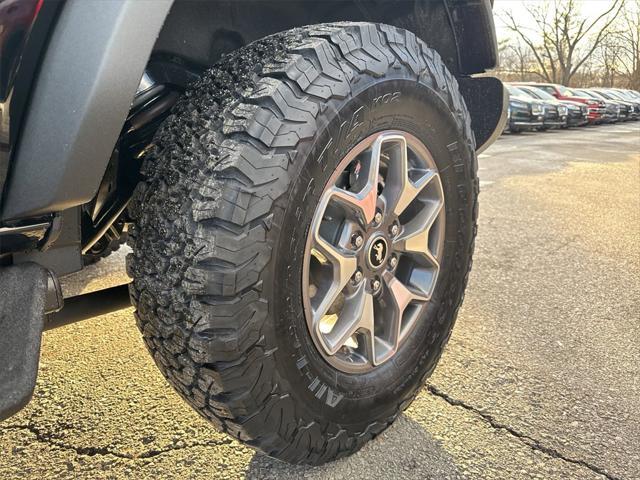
[594,36,624,87]
[501,0,625,86]
[496,38,542,81]
[612,0,640,89]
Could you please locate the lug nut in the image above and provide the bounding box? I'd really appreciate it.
[388,255,398,269]
[374,211,383,225]
[390,223,399,236]
[352,233,364,248]
[371,278,381,292]
[353,270,363,284]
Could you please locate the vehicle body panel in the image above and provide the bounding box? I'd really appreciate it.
[0,0,61,202]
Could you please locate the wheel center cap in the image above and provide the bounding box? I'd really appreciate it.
[368,236,388,269]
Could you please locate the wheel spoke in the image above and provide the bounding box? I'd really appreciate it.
[329,186,378,226]
[323,285,374,355]
[371,272,428,364]
[311,231,358,322]
[393,169,439,216]
[385,271,428,317]
[403,230,439,267]
[327,139,381,225]
[395,198,443,268]
[380,133,440,217]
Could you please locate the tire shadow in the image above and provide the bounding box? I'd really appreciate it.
[244,414,465,480]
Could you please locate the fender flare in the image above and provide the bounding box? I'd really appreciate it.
[1,0,174,221]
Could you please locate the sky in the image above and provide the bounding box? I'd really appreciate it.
[493,0,621,43]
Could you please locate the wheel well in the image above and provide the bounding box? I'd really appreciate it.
[152,0,463,75]
[150,0,504,152]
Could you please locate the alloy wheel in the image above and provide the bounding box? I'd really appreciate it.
[302,131,446,373]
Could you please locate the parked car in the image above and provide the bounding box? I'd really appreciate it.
[516,85,576,129]
[617,89,640,103]
[579,89,630,121]
[571,89,621,123]
[595,89,640,120]
[515,82,605,124]
[616,89,640,119]
[507,85,567,130]
[505,85,545,133]
[0,0,507,465]
[592,89,630,121]
[515,85,588,128]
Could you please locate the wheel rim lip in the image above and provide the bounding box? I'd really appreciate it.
[302,129,445,373]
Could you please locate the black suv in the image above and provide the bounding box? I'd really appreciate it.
[505,84,545,133]
[0,0,506,465]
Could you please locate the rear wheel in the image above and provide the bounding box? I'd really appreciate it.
[128,22,478,465]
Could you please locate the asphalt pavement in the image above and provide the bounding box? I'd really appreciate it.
[1,121,638,480]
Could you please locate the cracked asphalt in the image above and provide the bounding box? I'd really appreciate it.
[1,121,638,479]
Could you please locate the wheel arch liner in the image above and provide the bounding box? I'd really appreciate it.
[1,0,174,221]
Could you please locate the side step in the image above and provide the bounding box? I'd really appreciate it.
[0,263,62,420]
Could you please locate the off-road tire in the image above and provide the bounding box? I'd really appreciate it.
[128,22,478,465]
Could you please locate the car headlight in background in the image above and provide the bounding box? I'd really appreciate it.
[531,104,543,115]
[558,105,568,115]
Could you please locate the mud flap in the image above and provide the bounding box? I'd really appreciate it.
[0,263,49,420]
[457,76,508,153]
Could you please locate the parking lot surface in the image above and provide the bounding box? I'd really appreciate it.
[1,122,638,480]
